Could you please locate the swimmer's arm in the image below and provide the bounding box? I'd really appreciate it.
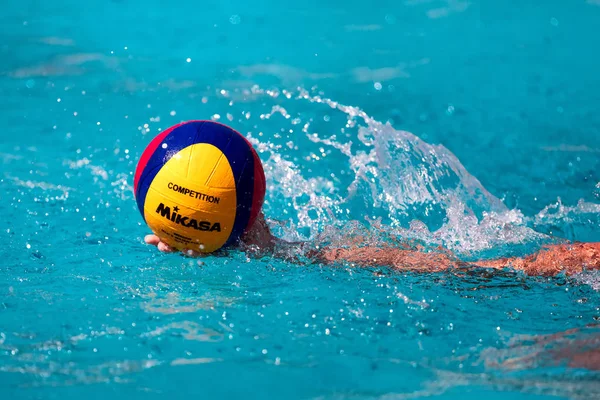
[143,210,599,276]
[317,243,600,276]
[315,246,463,273]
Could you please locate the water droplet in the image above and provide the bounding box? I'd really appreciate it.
[229,14,241,25]
[161,143,168,149]
[374,82,382,91]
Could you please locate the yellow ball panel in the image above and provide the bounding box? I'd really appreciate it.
[143,143,237,253]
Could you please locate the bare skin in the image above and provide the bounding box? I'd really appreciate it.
[144,212,600,277]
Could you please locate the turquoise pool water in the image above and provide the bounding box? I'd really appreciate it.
[2,0,600,398]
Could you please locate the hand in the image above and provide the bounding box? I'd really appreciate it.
[144,234,203,257]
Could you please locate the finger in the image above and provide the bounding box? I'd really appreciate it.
[144,234,161,246]
[157,241,175,253]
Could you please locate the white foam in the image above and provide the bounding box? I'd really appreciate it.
[235,87,549,252]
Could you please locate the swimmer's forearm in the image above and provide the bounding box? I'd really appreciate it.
[316,246,463,272]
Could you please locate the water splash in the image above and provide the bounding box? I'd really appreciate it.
[534,198,600,226]
[233,86,589,254]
